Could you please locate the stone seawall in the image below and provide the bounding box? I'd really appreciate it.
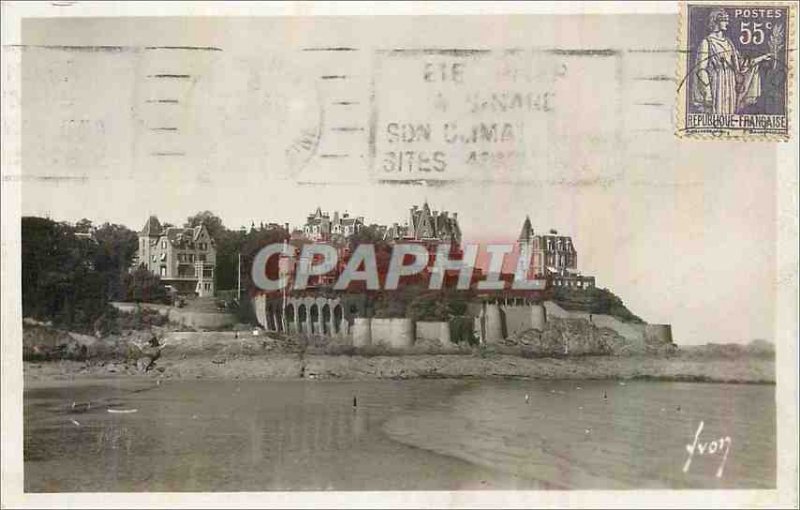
[249,294,674,356]
[109,302,237,330]
[416,321,452,348]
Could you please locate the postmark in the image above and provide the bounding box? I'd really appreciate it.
[676,1,795,140]
[259,54,324,179]
[369,48,604,184]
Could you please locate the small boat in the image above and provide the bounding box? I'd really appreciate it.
[107,408,138,414]
[70,401,92,412]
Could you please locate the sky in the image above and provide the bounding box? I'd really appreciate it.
[16,14,778,345]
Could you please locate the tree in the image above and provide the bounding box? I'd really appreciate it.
[22,217,107,332]
[92,223,139,299]
[75,218,93,232]
[208,220,291,293]
[239,226,290,293]
[348,224,385,248]
[185,210,225,241]
[119,266,169,304]
[22,217,151,332]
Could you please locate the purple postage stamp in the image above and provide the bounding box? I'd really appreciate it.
[677,2,795,140]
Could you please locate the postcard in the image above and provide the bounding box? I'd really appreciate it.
[1,2,797,509]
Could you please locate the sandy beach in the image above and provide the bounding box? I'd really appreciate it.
[23,352,775,387]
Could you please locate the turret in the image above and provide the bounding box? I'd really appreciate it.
[141,215,162,237]
[518,215,534,243]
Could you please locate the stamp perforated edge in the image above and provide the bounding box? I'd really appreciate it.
[675,0,796,142]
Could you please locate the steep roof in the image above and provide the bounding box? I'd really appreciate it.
[141,216,162,236]
[405,202,461,242]
[519,216,534,242]
[191,224,208,241]
[164,227,191,244]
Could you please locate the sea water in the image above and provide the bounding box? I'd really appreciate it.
[23,378,775,491]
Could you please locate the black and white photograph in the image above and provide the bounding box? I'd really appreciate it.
[1,1,797,508]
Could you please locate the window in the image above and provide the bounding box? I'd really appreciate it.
[161,240,166,249]
[199,254,206,262]
[160,266,166,276]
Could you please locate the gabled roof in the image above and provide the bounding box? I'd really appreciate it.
[164,227,190,244]
[191,224,209,241]
[405,202,461,242]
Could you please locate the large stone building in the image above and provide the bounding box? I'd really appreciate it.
[137,216,217,297]
[384,202,462,244]
[517,216,594,289]
[302,207,365,242]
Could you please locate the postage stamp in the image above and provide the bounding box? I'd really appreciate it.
[676,1,795,140]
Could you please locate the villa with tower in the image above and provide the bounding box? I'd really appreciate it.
[516,215,595,290]
[136,216,217,297]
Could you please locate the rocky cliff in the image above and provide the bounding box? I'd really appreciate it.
[502,317,677,356]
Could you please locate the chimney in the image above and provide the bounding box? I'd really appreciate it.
[284,222,289,231]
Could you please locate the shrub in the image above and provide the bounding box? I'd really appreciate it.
[449,316,478,346]
[549,287,644,323]
[93,306,169,336]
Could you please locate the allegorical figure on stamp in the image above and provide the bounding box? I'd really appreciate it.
[692,8,774,114]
